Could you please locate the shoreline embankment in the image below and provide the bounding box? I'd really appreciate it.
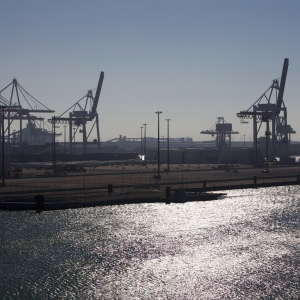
[1,178,299,211]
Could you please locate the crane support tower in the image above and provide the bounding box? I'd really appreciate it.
[237,58,295,158]
[48,71,104,155]
[200,117,239,150]
[0,78,55,153]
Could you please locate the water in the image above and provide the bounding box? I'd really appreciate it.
[1,186,299,299]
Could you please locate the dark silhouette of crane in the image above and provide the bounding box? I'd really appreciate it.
[200,117,239,150]
[0,78,55,153]
[237,58,295,158]
[48,71,104,155]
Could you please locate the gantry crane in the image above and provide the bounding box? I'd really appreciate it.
[48,71,104,155]
[237,58,295,158]
[200,117,239,150]
[0,78,55,152]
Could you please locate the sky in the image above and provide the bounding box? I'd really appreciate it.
[1,0,300,143]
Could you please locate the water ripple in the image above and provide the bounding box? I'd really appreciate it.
[0,186,299,299]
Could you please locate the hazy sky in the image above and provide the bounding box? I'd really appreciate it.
[1,0,299,142]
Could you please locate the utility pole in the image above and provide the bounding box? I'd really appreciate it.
[166,118,171,172]
[155,111,162,180]
[143,123,147,163]
[52,116,56,172]
[265,120,270,173]
[140,126,143,157]
[73,127,76,155]
[1,106,7,186]
[64,125,67,154]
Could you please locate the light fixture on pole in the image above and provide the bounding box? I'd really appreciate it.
[13,130,16,153]
[52,116,60,172]
[73,127,76,155]
[143,123,147,163]
[64,125,67,154]
[179,164,184,188]
[140,126,143,157]
[0,106,7,186]
[155,111,162,180]
[52,116,56,172]
[165,118,171,172]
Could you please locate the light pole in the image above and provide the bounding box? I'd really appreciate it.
[1,106,7,186]
[13,130,16,153]
[166,118,171,172]
[83,164,86,201]
[180,164,184,188]
[243,134,246,147]
[52,116,56,172]
[52,117,60,173]
[140,126,143,157]
[64,125,67,154]
[265,120,270,172]
[122,164,124,194]
[155,111,162,180]
[143,123,147,163]
[73,127,76,155]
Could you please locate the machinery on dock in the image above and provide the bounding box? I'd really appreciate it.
[237,58,295,158]
[48,71,104,155]
[200,117,239,150]
[0,78,55,153]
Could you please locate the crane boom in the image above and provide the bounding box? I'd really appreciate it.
[277,58,289,109]
[91,71,104,116]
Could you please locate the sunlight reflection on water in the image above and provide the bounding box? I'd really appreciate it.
[0,186,299,299]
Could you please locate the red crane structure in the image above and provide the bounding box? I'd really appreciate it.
[48,71,104,155]
[237,58,295,158]
[0,78,55,153]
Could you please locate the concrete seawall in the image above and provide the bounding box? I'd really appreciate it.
[1,179,298,211]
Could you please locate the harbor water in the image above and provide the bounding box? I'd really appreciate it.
[0,186,299,299]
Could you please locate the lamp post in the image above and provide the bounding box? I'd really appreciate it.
[73,127,76,155]
[13,130,16,154]
[83,164,86,201]
[52,116,60,172]
[1,106,7,186]
[140,126,143,157]
[52,116,56,172]
[122,164,124,194]
[155,111,162,180]
[265,120,270,173]
[180,164,184,188]
[143,123,147,163]
[165,118,171,172]
[64,125,67,154]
